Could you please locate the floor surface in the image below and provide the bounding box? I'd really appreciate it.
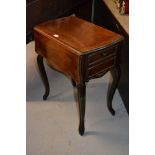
[26,41,129,155]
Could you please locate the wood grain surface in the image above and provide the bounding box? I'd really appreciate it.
[34,16,123,53]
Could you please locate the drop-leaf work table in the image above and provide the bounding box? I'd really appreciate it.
[34,16,124,136]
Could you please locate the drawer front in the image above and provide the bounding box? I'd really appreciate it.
[88,45,117,67]
[88,57,115,77]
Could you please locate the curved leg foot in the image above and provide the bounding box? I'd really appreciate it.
[37,55,50,100]
[107,65,121,115]
[77,83,86,136]
[79,122,85,136]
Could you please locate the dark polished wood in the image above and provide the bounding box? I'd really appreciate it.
[37,55,50,100]
[34,16,124,135]
[107,64,121,115]
[77,83,86,136]
[34,16,123,54]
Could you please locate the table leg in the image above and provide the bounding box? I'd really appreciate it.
[77,83,86,136]
[107,64,121,115]
[37,54,50,100]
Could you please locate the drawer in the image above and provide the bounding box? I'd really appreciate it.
[88,57,115,77]
[88,45,117,66]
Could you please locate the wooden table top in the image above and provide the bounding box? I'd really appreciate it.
[34,16,123,54]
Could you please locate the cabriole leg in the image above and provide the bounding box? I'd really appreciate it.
[37,54,50,100]
[107,65,121,115]
[77,83,86,136]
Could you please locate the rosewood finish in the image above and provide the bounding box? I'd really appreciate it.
[34,16,124,135]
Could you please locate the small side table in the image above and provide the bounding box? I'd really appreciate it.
[34,16,124,136]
